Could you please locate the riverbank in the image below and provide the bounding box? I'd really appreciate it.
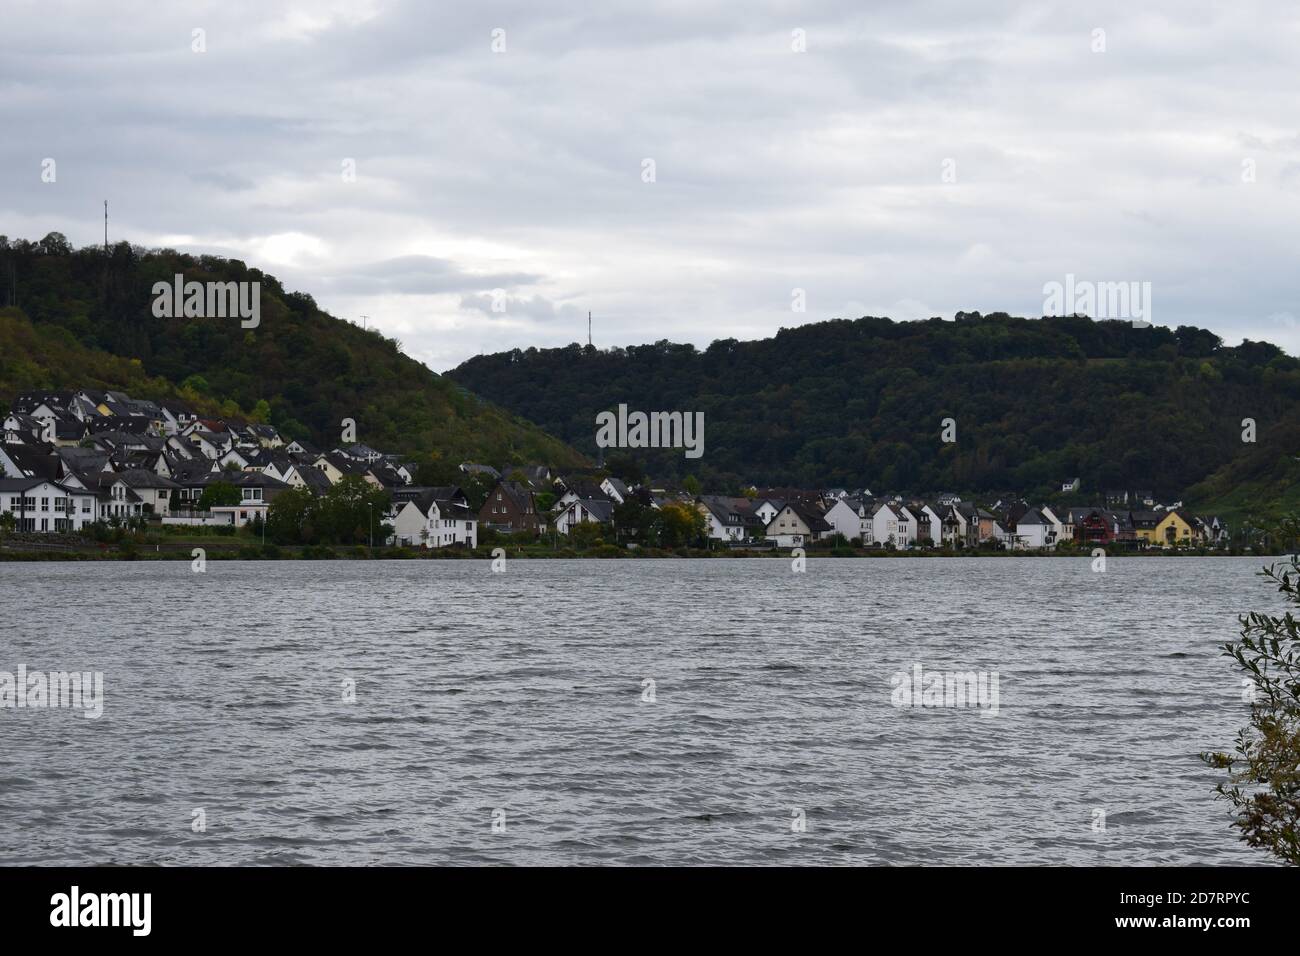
[0,536,1264,561]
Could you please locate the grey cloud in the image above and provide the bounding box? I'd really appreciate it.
[459,292,583,323]
[320,255,541,295]
[1,0,1297,370]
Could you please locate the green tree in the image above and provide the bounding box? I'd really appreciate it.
[605,453,643,485]
[1202,552,1300,865]
[612,491,656,544]
[568,520,606,550]
[656,501,707,548]
[266,486,316,544]
[197,481,241,510]
[315,476,390,545]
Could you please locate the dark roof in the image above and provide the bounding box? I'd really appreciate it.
[296,467,333,495]
[1,443,59,480]
[490,480,535,512]
[786,501,832,532]
[0,476,67,491]
[571,498,614,522]
[438,499,477,521]
[111,469,181,490]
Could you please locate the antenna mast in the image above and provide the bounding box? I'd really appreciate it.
[588,311,592,347]
[104,200,108,252]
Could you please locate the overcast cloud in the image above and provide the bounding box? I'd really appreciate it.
[3,0,1298,370]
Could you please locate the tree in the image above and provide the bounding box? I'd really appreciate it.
[568,520,606,550]
[197,481,240,510]
[656,501,707,548]
[314,476,390,545]
[612,489,656,544]
[1202,552,1300,865]
[266,486,315,544]
[683,474,701,496]
[605,453,643,485]
[38,232,72,256]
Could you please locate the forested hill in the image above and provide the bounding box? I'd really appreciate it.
[0,234,585,470]
[448,312,1300,503]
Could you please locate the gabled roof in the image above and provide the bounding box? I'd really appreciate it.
[320,452,370,475]
[778,501,831,532]
[0,442,59,480]
[489,480,536,513]
[295,466,334,495]
[112,468,181,490]
[570,498,614,523]
[1016,508,1048,526]
[0,476,67,492]
[698,495,745,525]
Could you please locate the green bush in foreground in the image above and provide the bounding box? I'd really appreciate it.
[1202,556,1300,865]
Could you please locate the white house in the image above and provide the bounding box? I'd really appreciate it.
[600,476,630,505]
[211,502,269,529]
[555,498,614,535]
[1040,505,1069,544]
[111,470,180,518]
[392,491,479,548]
[1014,508,1056,549]
[0,478,97,532]
[188,431,229,460]
[823,497,871,544]
[994,520,1025,549]
[764,502,832,548]
[697,496,746,542]
[753,499,783,527]
[871,502,915,549]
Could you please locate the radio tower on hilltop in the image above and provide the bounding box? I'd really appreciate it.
[588,311,592,347]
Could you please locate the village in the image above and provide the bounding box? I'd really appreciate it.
[0,388,1233,553]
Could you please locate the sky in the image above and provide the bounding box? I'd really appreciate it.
[3,0,1298,371]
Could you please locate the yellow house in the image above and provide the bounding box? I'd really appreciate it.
[1154,510,1196,548]
[1131,510,1162,545]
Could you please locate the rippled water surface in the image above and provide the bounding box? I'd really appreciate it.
[0,557,1284,865]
